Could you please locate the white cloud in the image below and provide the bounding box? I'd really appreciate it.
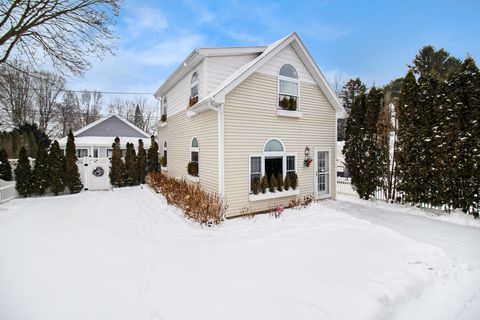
[124,6,168,35]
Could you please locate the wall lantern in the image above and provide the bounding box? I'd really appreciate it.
[304,146,310,156]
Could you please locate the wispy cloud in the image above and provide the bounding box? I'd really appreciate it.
[124,6,168,36]
[182,0,216,25]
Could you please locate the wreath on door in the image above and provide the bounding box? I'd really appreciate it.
[92,166,105,177]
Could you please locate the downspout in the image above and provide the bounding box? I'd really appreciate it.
[209,100,226,217]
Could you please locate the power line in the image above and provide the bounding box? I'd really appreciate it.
[1,62,155,95]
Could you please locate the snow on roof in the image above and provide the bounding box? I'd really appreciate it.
[57,136,152,147]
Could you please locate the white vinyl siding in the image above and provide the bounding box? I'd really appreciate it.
[206,54,258,93]
[157,108,218,194]
[223,72,336,217]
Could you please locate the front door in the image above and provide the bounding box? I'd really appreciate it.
[315,150,330,198]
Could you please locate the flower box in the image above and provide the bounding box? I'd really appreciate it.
[248,188,300,202]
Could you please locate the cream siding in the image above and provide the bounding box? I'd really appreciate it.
[158,110,218,195]
[165,61,205,118]
[257,44,316,84]
[223,72,336,217]
[206,54,259,93]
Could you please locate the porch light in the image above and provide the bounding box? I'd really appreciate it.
[304,146,310,156]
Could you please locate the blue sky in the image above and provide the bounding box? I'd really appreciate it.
[69,0,480,98]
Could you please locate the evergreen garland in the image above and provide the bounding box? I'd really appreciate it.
[14,147,33,197]
[65,130,83,194]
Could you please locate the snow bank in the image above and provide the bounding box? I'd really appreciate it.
[337,194,480,229]
[0,187,459,320]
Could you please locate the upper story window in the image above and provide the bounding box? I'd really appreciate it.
[278,64,299,111]
[189,71,199,107]
[162,96,167,116]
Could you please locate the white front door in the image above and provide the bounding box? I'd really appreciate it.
[315,150,330,198]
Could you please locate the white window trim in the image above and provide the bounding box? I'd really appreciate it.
[278,64,300,111]
[162,142,168,171]
[248,151,298,196]
[191,71,199,99]
[162,96,167,116]
[190,137,199,177]
[76,148,88,158]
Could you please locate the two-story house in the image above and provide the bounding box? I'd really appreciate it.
[155,33,346,218]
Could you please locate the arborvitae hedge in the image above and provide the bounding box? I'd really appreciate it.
[0,148,12,181]
[110,137,125,187]
[136,139,147,184]
[48,140,65,196]
[33,139,49,195]
[147,136,160,173]
[15,147,33,197]
[65,130,83,194]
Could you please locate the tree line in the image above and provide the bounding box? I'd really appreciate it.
[0,130,83,197]
[342,45,480,216]
[0,62,158,138]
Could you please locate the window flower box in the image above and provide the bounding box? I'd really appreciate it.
[159,121,168,127]
[277,109,303,118]
[187,174,199,183]
[161,166,168,171]
[249,188,299,202]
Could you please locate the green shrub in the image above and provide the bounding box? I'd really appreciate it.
[284,175,291,190]
[269,174,277,193]
[261,176,268,194]
[251,176,260,195]
[276,173,283,192]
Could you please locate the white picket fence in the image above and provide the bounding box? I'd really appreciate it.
[336,177,390,201]
[0,179,17,203]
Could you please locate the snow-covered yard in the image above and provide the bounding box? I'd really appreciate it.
[0,187,479,320]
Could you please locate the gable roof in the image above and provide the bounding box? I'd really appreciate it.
[154,46,266,98]
[189,33,347,118]
[68,115,150,139]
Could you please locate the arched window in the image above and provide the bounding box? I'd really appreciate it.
[190,137,199,176]
[191,71,199,98]
[162,96,167,116]
[278,64,299,111]
[264,139,284,152]
[249,139,296,194]
[163,141,167,166]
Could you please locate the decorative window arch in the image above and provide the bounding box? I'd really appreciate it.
[191,71,199,98]
[249,138,297,194]
[264,138,285,152]
[189,137,199,176]
[278,64,299,111]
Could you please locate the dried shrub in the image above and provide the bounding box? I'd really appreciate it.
[302,194,313,207]
[240,206,255,219]
[288,197,302,209]
[160,156,167,167]
[187,161,198,176]
[189,96,198,107]
[147,172,226,225]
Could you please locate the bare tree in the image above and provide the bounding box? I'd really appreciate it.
[0,61,34,127]
[331,73,347,96]
[57,90,82,137]
[33,70,65,134]
[0,0,120,75]
[107,96,158,134]
[79,90,102,126]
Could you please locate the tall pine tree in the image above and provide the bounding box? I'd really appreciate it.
[396,70,421,203]
[33,139,49,195]
[65,130,83,194]
[0,148,12,181]
[15,147,33,197]
[147,136,160,173]
[124,142,137,186]
[109,137,125,187]
[48,140,65,196]
[136,139,147,184]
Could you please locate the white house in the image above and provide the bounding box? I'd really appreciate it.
[58,115,152,158]
[155,32,347,217]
